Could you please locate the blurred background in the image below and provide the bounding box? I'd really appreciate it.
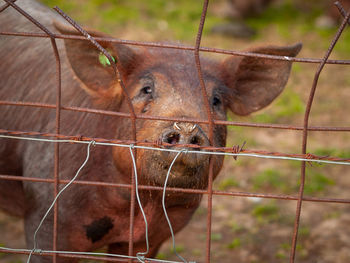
[1,0,350,262]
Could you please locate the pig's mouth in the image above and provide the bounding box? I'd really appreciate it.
[142,153,210,189]
[162,162,197,179]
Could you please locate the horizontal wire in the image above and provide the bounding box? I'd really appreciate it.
[1,100,350,132]
[2,31,350,65]
[0,247,183,263]
[0,134,349,166]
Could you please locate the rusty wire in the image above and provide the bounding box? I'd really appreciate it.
[1,100,350,131]
[0,0,350,263]
[289,4,350,262]
[3,30,350,65]
[51,7,139,259]
[2,1,62,262]
[1,129,349,164]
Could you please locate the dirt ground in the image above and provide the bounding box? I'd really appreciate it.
[1,0,350,262]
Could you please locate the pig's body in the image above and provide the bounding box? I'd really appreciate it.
[0,1,301,262]
[0,1,197,258]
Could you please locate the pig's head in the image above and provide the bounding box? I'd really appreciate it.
[56,23,301,190]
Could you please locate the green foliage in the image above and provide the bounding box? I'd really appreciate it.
[246,0,322,38]
[274,89,305,118]
[227,220,244,233]
[227,238,241,249]
[253,167,335,196]
[252,201,280,222]
[244,0,350,53]
[246,1,306,38]
[218,177,239,190]
[313,148,350,159]
[304,171,335,195]
[252,169,294,193]
[298,226,310,238]
[170,244,185,254]
[319,27,350,55]
[211,232,223,241]
[40,0,76,12]
[253,169,283,189]
[40,0,226,41]
[275,251,287,260]
[277,242,307,259]
[156,252,167,260]
[253,89,305,123]
[98,52,115,67]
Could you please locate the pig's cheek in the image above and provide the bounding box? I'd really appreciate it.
[112,146,132,175]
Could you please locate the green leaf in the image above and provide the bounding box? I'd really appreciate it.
[98,52,115,67]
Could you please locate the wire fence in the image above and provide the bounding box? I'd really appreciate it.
[0,0,350,262]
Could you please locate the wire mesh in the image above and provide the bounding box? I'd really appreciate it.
[0,0,350,263]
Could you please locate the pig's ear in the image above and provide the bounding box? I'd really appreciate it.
[220,43,302,116]
[54,22,140,102]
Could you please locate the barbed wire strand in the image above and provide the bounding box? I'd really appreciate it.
[0,134,349,166]
[25,140,95,263]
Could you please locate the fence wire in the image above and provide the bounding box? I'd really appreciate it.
[0,0,350,263]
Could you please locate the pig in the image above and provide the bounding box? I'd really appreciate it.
[0,0,301,262]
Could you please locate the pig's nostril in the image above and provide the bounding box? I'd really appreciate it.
[190,135,202,146]
[165,132,180,145]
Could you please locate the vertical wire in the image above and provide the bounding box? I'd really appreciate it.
[53,9,139,259]
[128,145,149,262]
[193,1,215,262]
[162,150,187,263]
[289,8,350,263]
[26,141,95,263]
[50,37,61,263]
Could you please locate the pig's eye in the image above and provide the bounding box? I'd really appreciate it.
[141,86,153,95]
[212,96,221,107]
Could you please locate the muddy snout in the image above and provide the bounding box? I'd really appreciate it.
[160,122,210,167]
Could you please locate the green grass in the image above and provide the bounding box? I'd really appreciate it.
[245,0,350,54]
[227,238,241,250]
[170,244,185,254]
[298,226,310,238]
[211,232,223,241]
[40,0,227,41]
[245,0,319,35]
[252,166,335,196]
[252,201,280,223]
[304,171,335,195]
[227,220,244,233]
[157,243,185,259]
[252,169,294,194]
[40,0,350,53]
[225,116,258,147]
[156,252,168,260]
[217,177,239,190]
[253,88,305,124]
[313,148,350,159]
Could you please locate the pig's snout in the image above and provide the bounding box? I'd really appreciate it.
[162,122,209,148]
[159,122,210,169]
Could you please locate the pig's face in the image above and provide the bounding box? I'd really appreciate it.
[57,23,301,189]
[115,50,227,188]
